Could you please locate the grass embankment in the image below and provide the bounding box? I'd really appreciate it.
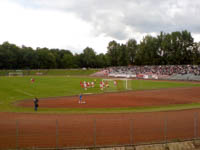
[0,69,99,76]
[0,76,200,113]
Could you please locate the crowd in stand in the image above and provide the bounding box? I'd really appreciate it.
[108,65,200,76]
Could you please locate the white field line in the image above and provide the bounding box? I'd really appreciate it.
[15,89,34,97]
[83,93,93,95]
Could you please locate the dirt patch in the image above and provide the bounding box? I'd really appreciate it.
[17,87,200,108]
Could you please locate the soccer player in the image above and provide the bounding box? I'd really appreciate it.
[83,81,87,90]
[30,78,35,83]
[79,93,82,104]
[87,82,90,88]
[80,81,84,88]
[114,80,117,86]
[100,81,103,90]
[91,81,94,88]
[33,97,39,111]
[106,81,109,88]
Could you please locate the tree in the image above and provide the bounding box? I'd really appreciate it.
[82,47,97,68]
[159,30,194,65]
[118,44,128,66]
[179,30,194,64]
[0,30,198,69]
[0,42,20,69]
[61,53,74,68]
[135,35,160,65]
[107,40,121,66]
[0,43,8,69]
[191,42,200,64]
[96,53,109,68]
[56,50,74,68]
[73,53,81,68]
[126,39,137,65]
[21,46,38,69]
[36,48,56,69]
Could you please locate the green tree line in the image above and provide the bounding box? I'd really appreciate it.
[0,30,200,69]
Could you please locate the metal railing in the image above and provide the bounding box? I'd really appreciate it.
[0,112,199,150]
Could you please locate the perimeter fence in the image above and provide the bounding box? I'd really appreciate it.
[0,112,200,150]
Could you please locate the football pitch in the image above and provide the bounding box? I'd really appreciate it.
[0,76,200,113]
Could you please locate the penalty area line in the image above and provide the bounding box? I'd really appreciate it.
[15,89,34,97]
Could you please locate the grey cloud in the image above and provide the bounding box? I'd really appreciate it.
[12,0,200,40]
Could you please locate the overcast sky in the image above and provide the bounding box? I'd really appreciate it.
[0,0,200,54]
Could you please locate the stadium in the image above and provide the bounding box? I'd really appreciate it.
[0,67,200,150]
[1,1,200,149]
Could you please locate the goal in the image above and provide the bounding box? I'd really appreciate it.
[102,78,132,92]
[8,70,23,77]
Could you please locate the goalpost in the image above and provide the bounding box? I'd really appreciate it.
[102,78,132,91]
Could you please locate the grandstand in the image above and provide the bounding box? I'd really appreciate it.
[107,65,200,81]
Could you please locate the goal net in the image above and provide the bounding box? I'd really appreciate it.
[102,78,132,92]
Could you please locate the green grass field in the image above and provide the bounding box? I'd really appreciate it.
[1,75,200,113]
